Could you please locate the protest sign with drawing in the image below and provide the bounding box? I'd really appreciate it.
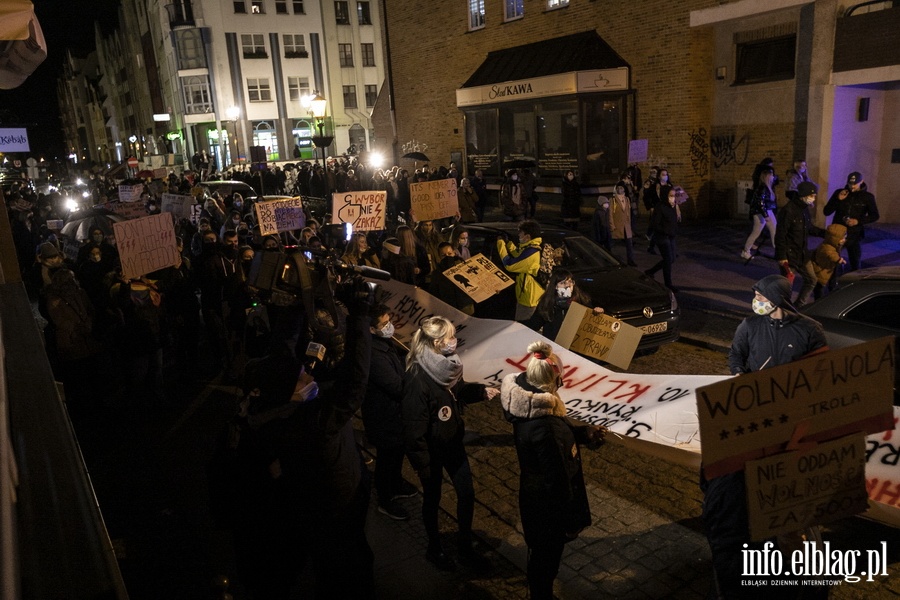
[744,433,868,540]
[160,193,194,219]
[330,191,386,231]
[409,178,459,221]
[118,183,144,203]
[554,302,642,370]
[696,337,896,479]
[441,253,513,303]
[254,196,305,236]
[113,213,180,280]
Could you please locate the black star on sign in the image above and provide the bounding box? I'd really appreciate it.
[762,418,773,428]
[748,422,759,432]
[719,429,730,440]
[779,414,789,424]
[734,425,745,436]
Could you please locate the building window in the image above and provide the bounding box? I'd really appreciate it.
[174,28,205,70]
[248,78,272,102]
[364,84,377,108]
[504,0,523,21]
[241,34,267,58]
[357,1,371,24]
[335,1,350,24]
[343,85,358,109]
[253,120,280,161]
[339,44,354,67]
[293,0,304,13]
[288,76,310,102]
[361,43,375,67]
[468,0,485,30]
[182,76,212,113]
[275,0,288,13]
[734,35,797,85]
[283,34,308,58]
[251,0,264,13]
[547,0,568,8]
[234,1,247,13]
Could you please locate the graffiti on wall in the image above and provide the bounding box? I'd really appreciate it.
[688,128,709,178]
[710,132,750,168]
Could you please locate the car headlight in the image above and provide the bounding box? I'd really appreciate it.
[668,289,678,311]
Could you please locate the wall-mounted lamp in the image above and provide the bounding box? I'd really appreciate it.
[715,66,727,81]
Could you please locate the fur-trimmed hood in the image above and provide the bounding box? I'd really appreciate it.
[500,373,567,420]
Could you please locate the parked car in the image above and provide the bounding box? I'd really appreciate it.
[460,222,680,351]
[800,266,900,404]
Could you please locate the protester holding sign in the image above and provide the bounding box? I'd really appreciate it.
[522,270,603,341]
[702,274,827,598]
[500,340,606,600]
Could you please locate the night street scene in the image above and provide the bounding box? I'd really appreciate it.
[3,0,900,598]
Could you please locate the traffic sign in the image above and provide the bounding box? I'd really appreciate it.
[127,156,139,168]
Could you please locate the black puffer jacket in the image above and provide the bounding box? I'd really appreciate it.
[775,196,824,265]
[402,362,485,472]
[361,336,405,448]
[727,312,826,375]
[500,372,591,546]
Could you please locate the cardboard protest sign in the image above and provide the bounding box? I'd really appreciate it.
[160,193,193,219]
[330,190,386,231]
[62,238,80,262]
[628,139,649,164]
[46,219,63,231]
[118,183,144,203]
[697,338,896,478]
[745,434,868,541]
[555,302,642,370]
[153,167,168,179]
[409,178,459,221]
[254,196,305,236]
[441,253,513,303]
[99,201,148,220]
[189,203,203,225]
[113,213,179,280]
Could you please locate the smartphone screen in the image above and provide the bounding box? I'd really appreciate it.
[345,222,353,242]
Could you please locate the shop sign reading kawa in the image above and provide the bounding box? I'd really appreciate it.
[456,69,629,107]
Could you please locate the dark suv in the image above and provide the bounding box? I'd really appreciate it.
[462,222,680,350]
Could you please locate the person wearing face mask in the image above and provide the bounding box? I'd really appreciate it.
[609,182,637,266]
[823,171,879,272]
[560,169,582,230]
[456,177,479,224]
[500,340,606,600]
[644,186,680,292]
[403,316,500,571]
[523,270,603,341]
[448,225,471,260]
[742,167,778,259]
[784,159,812,204]
[77,227,118,269]
[774,182,824,307]
[500,169,526,222]
[703,275,826,598]
[361,305,419,522]
[497,220,544,320]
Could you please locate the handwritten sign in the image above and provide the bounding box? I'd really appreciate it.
[160,193,194,219]
[113,213,179,279]
[628,139,649,164]
[153,168,168,179]
[254,196,305,236]
[442,253,513,303]
[98,201,148,220]
[745,434,868,541]
[409,178,459,221]
[555,302,642,370]
[118,183,144,203]
[190,204,203,225]
[330,190,386,231]
[697,338,896,478]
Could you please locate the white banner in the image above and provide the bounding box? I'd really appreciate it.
[372,278,900,529]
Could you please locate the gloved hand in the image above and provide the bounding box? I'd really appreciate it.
[779,261,795,286]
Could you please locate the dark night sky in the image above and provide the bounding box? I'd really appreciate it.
[0,0,121,158]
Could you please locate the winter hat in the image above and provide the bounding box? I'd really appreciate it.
[38,242,60,260]
[753,275,795,311]
[796,182,817,198]
[847,172,862,185]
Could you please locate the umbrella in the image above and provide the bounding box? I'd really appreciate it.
[136,169,155,179]
[401,151,431,163]
[60,208,128,241]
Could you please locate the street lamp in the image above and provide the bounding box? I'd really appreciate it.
[227,105,241,166]
[309,93,334,199]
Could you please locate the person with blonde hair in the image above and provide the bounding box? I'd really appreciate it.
[396,225,430,286]
[402,316,499,571]
[500,340,606,600]
[341,232,380,268]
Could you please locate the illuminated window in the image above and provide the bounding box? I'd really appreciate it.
[504,0,523,21]
[248,78,272,102]
[251,1,264,13]
[468,0,485,30]
[361,43,375,67]
[288,76,310,102]
[357,1,371,24]
[343,85,358,109]
[547,0,568,8]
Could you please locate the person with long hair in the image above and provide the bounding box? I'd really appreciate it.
[609,181,637,266]
[402,316,499,571]
[396,225,431,286]
[341,232,380,268]
[741,167,778,259]
[645,186,680,292]
[500,340,606,600]
[447,225,471,260]
[523,270,603,341]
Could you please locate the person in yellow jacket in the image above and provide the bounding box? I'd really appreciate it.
[496,219,544,320]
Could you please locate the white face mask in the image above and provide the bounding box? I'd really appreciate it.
[557,285,573,298]
[752,298,776,316]
[377,321,395,339]
[803,196,815,206]
[438,338,457,355]
[511,175,518,181]
[660,175,669,183]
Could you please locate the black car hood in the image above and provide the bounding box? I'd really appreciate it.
[573,266,672,315]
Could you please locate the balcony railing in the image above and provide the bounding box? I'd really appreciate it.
[165,1,195,29]
[833,2,900,72]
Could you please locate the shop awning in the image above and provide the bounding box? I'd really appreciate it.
[457,31,630,107]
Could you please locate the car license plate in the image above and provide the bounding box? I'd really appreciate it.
[640,322,668,335]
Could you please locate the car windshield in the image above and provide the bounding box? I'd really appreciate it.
[551,235,620,270]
